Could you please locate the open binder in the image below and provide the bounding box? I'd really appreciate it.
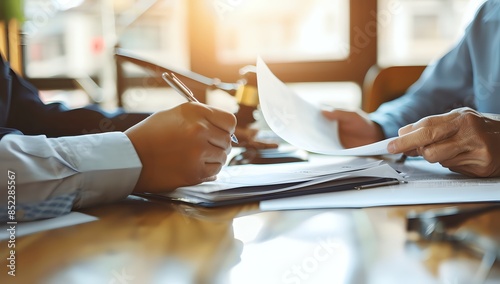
[135,158,404,207]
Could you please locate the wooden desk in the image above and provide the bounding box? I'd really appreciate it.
[1,198,499,284]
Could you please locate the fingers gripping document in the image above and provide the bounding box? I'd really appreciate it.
[256,57,395,156]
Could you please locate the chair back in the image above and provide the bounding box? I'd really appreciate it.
[362,65,426,112]
[0,19,23,75]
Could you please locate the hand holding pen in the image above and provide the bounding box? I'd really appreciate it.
[162,72,239,144]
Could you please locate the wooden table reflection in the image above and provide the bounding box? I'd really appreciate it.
[1,197,499,284]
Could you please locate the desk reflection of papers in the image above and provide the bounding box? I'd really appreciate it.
[3,156,500,284]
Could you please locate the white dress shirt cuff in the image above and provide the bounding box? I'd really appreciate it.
[56,132,142,208]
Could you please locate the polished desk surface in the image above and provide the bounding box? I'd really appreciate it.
[1,197,500,284]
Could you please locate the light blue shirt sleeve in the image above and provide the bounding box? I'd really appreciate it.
[370,0,500,138]
[0,132,142,221]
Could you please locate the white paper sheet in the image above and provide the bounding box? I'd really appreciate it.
[260,183,500,210]
[260,157,500,210]
[256,57,395,156]
[175,164,402,202]
[177,157,386,194]
[0,212,98,240]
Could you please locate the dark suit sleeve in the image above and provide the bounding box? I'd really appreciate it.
[1,55,149,139]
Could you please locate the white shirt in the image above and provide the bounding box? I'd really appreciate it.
[0,132,142,221]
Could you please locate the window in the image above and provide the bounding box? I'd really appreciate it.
[214,0,350,64]
[21,0,479,111]
[24,0,189,78]
[189,0,377,85]
[22,0,188,108]
[377,0,484,66]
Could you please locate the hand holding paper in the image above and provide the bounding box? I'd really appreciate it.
[256,57,395,156]
[321,108,386,148]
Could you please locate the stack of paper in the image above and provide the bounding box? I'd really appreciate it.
[142,158,403,207]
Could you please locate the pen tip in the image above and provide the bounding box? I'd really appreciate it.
[231,135,239,144]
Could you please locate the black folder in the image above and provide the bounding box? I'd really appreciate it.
[134,162,402,207]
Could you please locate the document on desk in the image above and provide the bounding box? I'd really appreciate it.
[260,157,500,211]
[256,57,395,156]
[139,158,404,207]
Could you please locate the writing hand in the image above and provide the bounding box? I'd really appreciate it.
[321,108,385,148]
[125,102,237,193]
[388,107,500,177]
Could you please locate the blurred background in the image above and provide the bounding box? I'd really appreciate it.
[1,0,486,114]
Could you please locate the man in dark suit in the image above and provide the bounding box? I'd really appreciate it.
[0,56,148,139]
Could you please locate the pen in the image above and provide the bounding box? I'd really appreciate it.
[354,179,402,190]
[162,72,239,144]
[396,154,407,164]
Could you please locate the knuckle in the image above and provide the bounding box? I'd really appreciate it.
[214,162,224,174]
[447,166,467,176]
[439,160,451,168]
[422,146,439,163]
[398,124,413,136]
[456,106,475,114]
[181,101,197,110]
[214,145,227,156]
[229,113,237,126]
[418,116,435,127]
[195,122,210,133]
[477,156,495,177]
[186,122,210,138]
[222,111,237,127]
[188,101,211,114]
[462,111,476,122]
[460,167,489,178]
[419,127,434,140]
[475,169,491,177]
[459,110,481,126]
[452,107,475,118]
